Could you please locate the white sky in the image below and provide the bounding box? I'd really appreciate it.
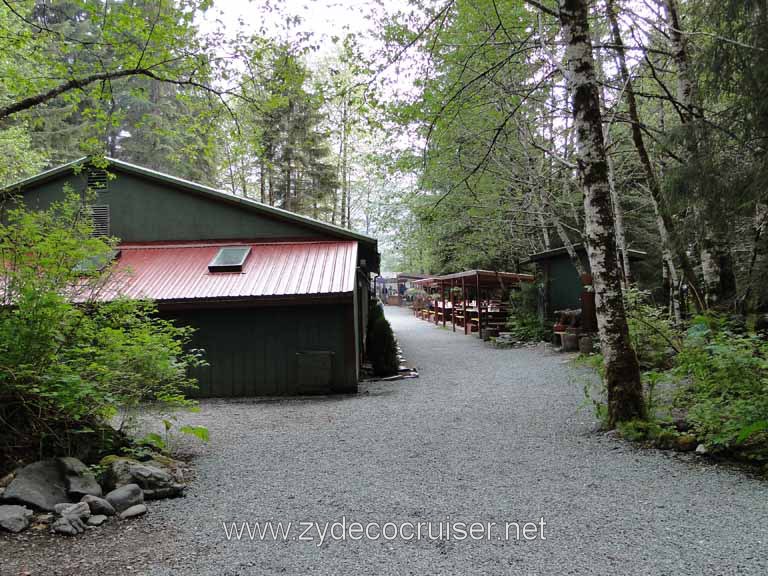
[196,0,406,60]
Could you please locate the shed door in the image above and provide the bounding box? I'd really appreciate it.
[295,351,335,394]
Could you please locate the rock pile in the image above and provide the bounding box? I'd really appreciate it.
[0,454,188,537]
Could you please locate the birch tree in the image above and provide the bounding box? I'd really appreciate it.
[554,0,645,424]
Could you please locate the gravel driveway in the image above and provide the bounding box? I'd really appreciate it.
[2,305,767,575]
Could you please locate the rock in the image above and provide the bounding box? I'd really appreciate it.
[144,485,186,500]
[1,460,69,512]
[57,457,102,499]
[52,515,87,536]
[105,483,143,512]
[87,514,108,526]
[54,501,90,520]
[80,494,116,516]
[675,434,698,452]
[0,472,14,488]
[0,504,33,533]
[695,444,709,455]
[119,504,147,519]
[104,458,185,499]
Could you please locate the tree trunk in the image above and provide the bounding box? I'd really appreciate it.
[558,0,645,426]
[594,40,631,285]
[606,0,702,312]
[259,159,266,204]
[662,0,736,308]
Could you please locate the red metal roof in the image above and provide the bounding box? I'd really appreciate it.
[106,240,358,302]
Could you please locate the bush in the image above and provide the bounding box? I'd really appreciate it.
[0,191,204,472]
[673,316,768,451]
[506,283,547,342]
[367,302,399,376]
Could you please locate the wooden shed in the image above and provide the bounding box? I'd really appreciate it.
[4,157,380,397]
[527,245,645,320]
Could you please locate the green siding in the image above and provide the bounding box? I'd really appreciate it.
[166,303,357,397]
[22,171,322,242]
[545,255,583,313]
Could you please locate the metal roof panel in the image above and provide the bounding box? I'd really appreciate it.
[108,240,357,302]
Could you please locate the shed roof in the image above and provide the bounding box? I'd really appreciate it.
[104,240,357,304]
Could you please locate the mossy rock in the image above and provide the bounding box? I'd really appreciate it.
[675,434,698,452]
[99,455,139,468]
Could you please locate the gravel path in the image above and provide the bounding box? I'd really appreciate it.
[2,305,767,575]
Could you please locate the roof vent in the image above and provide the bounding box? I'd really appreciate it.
[90,205,110,237]
[208,246,251,273]
[87,168,108,190]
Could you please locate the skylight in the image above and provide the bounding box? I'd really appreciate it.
[208,246,251,273]
[74,249,121,274]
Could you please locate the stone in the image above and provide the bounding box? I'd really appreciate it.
[119,504,147,519]
[1,460,69,512]
[105,483,144,512]
[52,515,87,536]
[102,455,187,496]
[695,444,709,455]
[0,504,33,533]
[675,434,698,452]
[54,501,90,520]
[87,514,108,526]
[80,494,116,516]
[57,457,102,499]
[144,485,186,500]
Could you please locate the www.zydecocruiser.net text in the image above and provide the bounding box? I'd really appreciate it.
[222,516,547,546]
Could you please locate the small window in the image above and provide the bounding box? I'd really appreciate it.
[208,246,251,273]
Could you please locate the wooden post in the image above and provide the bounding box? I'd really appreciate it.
[476,271,482,338]
[451,280,456,332]
[462,277,468,335]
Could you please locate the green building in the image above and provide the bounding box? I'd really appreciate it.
[528,245,645,320]
[5,158,379,397]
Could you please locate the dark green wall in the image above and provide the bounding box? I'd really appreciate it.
[541,255,583,316]
[167,302,356,397]
[23,171,322,242]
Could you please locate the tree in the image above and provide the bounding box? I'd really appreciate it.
[0,190,203,468]
[555,0,645,425]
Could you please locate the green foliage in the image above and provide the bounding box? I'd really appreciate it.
[673,316,768,450]
[617,419,679,449]
[624,289,682,371]
[506,284,547,342]
[0,192,204,468]
[366,302,399,377]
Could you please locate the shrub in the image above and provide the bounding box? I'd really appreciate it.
[0,191,204,472]
[624,288,682,371]
[367,302,399,376]
[506,283,547,342]
[673,316,768,451]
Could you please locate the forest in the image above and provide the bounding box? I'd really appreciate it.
[1,1,767,442]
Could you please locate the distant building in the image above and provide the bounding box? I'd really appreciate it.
[527,244,645,320]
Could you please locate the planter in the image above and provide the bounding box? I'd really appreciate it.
[562,333,580,352]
